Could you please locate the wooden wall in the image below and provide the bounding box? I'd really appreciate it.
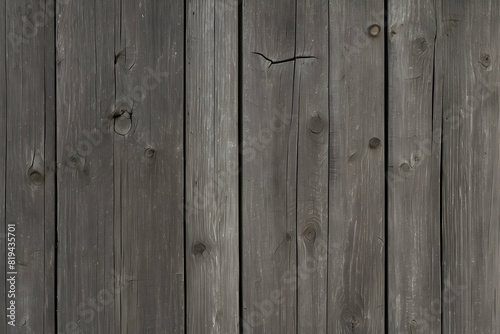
[0,0,499,333]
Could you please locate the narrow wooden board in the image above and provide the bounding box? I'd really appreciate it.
[327,0,385,332]
[0,0,7,331]
[4,0,55,332]
[295,0,329,333]
[56,1,116,332]
[185,0,239,332]
[113,0,185,331]
[241,0,298,332]
[438,0,500,332]
[387,2,441,333]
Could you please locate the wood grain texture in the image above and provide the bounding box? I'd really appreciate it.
[185,0,239,332]
[113,0,185,332]
[0,0,6,331]
[241,0,298,332]
[4,0,55,332]
[327,0,385,332]
[295,0,329,333]
[438,0,500,332]
[388,2,441,333]
[56,1,116,332]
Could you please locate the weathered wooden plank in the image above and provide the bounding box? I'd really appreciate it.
[4,0,55,332]
[295,0,329,333]
[113,0,185,332]
[438,0,500,332]
[56,1,116,332]
[387,2,441,333]
[185,0,239,332]
[0,0,6,331]
[241,0,298,332]
[327,0,385,332]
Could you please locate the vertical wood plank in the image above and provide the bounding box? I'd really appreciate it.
[295,0,329,333]
[185,0,239,332]
[242,0,298,332]
[0,0,6,331]
[327,0,385,332]
[4,0,55,332]
[388,2,441,333]
[438,0,500,332]
[56,1,116,332]
[113,0,185,332]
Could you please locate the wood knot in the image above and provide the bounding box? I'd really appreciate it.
[308,115,325,134]
[303,226,317,243]
[342,306,363,331]
[145,147,156,165]
[415,37,428,53]
[410,319,419,331]
[369,137,381,149]
[368,24,381,37]
[286,233,292,241]
[192,242,208,256]
[480,53,491,68]
[399,162,411,173]
[113,108,132,135]
[28,153,45,186]
[29,170,44,185]
[68,155,81,168]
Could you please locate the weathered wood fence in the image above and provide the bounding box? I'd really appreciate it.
[1,0,499,333]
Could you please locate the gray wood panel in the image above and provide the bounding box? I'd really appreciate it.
[242,0,298,332]
[295,0,329,333]
[327,0,385,332]
[113,0,185,332]
[185,0,239,333]
[56,1,116,332]
[388,2,441,333]
[438,0,500,332]
[4,0,56,332]
[0,0,6,330]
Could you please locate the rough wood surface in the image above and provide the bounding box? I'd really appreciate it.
[388,2,441,333]
[0,0,6,331]
[242,0,298,332]
[2,1,500,332]
[327,0,385,332]
[438,0,500,332]
[185,0,239,333]
[56,1,116,332]
[4,0,56,332]
[113,0,185,332]
[295,0,329,333]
